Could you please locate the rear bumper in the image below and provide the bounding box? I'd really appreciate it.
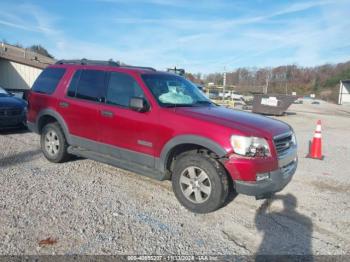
[235,158,297,197]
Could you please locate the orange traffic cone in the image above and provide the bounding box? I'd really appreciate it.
[307,120,324,160]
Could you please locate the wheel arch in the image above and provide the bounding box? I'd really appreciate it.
[158,135,227,174]
[36,109,71,144]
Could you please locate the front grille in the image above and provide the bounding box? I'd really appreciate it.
[0,108,22,117]
[274,132,293,157]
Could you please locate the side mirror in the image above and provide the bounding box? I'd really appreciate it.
[129,97,149,112]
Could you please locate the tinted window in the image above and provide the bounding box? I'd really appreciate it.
[67,70,81,97]
[106,72,144,107]
[75,70,106,102]
[32,68,66,94]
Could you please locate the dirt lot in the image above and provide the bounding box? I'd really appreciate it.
[1,101,350,255]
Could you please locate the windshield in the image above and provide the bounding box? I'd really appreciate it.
[141,74,213,107]
[0,87,10,97]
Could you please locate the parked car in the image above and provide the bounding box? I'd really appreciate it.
[0,87,27,129]
[221,91,244,100]
[293,99,303,104]
[233,101,245,110]
[27,59,298,213]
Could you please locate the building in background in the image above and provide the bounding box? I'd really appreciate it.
[0,42,55,91]
[339,80,350,105]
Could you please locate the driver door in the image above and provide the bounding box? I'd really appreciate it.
[98,71,158,168]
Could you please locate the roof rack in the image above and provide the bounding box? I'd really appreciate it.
[55,58,157,71]
[55,59,120,67]
[121,65,156,71]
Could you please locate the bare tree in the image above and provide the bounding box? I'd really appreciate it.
[264,68,272,94]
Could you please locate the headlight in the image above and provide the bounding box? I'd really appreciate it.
[230,135,271,157]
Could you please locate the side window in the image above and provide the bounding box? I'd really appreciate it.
[75,70,106,102]
[106,72,145,107]
[67,70,81,97]
[32,68,66,94]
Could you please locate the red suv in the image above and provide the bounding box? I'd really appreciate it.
[27,59,297,213]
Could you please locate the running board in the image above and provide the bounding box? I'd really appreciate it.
[67,146,166,181]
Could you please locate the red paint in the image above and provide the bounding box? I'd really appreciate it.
[28,64,292,182]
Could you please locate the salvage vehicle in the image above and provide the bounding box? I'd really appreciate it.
[27,59,298,213]
[0,86,27,129]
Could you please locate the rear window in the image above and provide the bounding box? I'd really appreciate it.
[32,67,66,94]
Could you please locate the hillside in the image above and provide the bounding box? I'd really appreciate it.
[188,61,350,102]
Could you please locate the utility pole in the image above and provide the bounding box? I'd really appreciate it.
[285,68,288,95]
[264,69,271,94]
[223,66,227,100]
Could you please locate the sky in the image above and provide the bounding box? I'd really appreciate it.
[0,0,350,73]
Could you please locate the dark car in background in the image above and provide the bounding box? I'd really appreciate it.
[0,87,27,129]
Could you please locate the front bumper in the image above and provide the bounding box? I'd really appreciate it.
[0,115,26,128]
[235,159,297,197]
[233,146,298,197]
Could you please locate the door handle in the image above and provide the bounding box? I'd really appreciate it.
[101,110,114,117]
[59,101,69,108]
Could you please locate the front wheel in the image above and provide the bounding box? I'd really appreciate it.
[172,152,230,213]
[41,122,70,163]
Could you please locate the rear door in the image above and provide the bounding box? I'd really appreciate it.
[98,71,158,167]
[58,69,107,142]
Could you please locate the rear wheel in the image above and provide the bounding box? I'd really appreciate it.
[41,122,70,163]
[172,152,229,213]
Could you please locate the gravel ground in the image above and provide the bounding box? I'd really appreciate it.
[0,101,349,255]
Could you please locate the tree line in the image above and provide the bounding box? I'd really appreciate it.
[186,61,350,102]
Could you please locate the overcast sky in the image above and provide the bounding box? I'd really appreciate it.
[1,0,350,73]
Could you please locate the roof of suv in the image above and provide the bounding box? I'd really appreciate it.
[53,59,173,75]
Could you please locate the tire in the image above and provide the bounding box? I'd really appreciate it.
[172,152,230,213]
[41,122,70,163]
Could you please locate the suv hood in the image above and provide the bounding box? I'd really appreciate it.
[0,96,26,108]
[174,106,291,138]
